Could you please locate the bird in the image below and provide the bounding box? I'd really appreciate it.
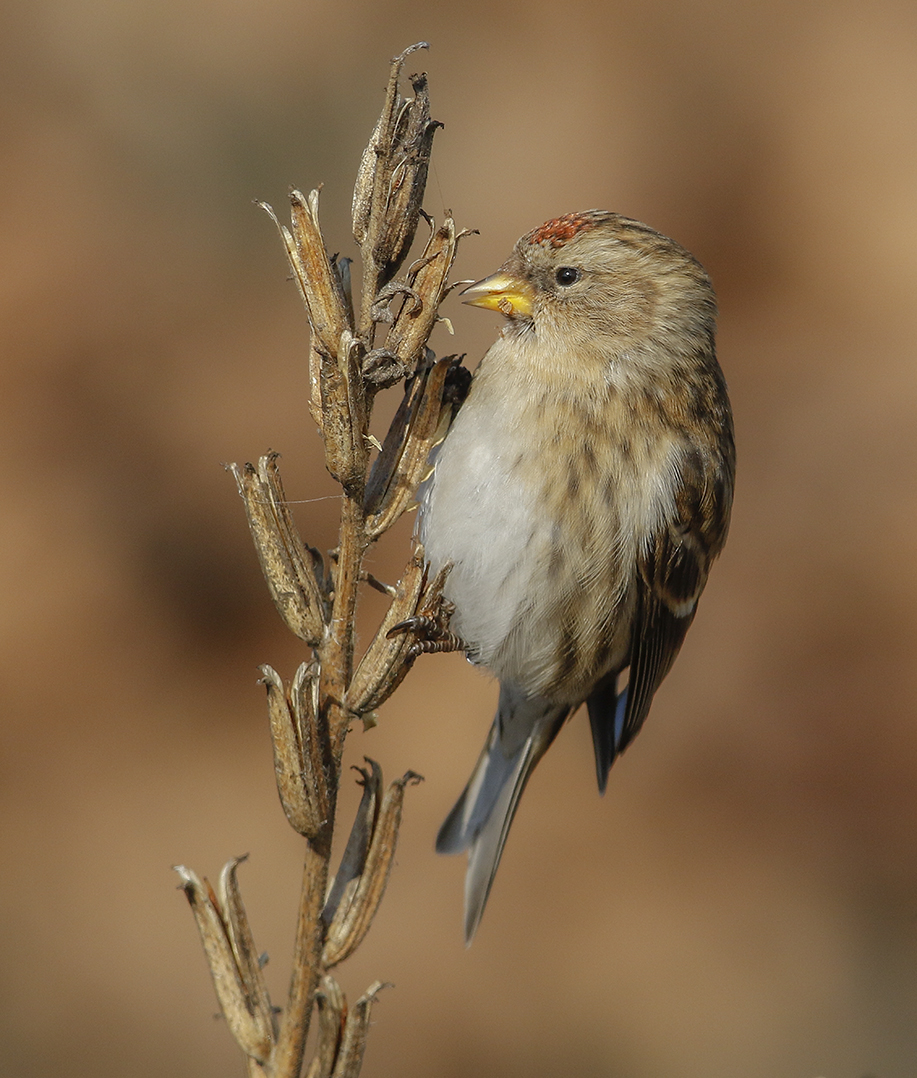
[418,210,735,942]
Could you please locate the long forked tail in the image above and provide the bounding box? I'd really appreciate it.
[436,684,569,943]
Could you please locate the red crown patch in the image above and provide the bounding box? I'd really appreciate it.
[529,212,598,248]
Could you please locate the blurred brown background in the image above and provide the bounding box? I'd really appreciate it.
[2,1,917,1075]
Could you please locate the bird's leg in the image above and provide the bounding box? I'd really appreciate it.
[387,599,465,659]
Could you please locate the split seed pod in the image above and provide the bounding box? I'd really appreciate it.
[322,762,422,968]
[352,43,441,283]
[231,455,327,646]
[261,662,330,839]
[174,858,275,1063]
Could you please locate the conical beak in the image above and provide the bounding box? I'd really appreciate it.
[461,272,535,317]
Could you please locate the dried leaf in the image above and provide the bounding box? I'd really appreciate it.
[361,348,408,390]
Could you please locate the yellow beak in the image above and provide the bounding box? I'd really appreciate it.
[461,271,535,317]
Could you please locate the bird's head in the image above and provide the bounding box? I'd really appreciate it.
[462,211,716,367]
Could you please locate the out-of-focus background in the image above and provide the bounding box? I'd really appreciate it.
[3,2,917,1076]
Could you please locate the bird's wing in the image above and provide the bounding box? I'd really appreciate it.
[589,444,732,789]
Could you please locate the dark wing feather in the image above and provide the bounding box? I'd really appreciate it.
[586,673,621,794]
[588,441,734,790]
[616,584,695,754]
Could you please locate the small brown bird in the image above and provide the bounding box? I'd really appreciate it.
[419,211,735,942]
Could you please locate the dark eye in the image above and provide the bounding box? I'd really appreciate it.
[555,266,581,287]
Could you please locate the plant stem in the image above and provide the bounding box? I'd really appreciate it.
[271,480,366,1076]
[324,489,367,762]
[272,840,331,1078]
[179,51,457,1078]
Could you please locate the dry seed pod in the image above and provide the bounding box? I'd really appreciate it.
[261,663,329,839]
[230,456,326,645]
[258,194,349,429]
[304,975,347,1078]
[323,760,382,926]
[352,44,439,282]
[175,862,275,1063]
[384,217,460,371]
[319,331,368,491]
[288,188,352,357]
[390,559,454,650]
[372,74,441,280]
[323,771,422,968]
[332,255,355,329]
[328,982,387,1078]
[346,552,426,713]
[351,45,408,245]
[364,358,455,540]
[217,857,276,1041]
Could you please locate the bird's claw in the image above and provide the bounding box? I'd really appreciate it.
[387,607,463,660]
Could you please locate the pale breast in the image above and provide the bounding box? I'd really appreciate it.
[419,335,683,704]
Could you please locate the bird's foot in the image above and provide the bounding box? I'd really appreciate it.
[387,602,464,660]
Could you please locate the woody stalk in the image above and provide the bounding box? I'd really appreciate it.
[174,44,472,1078]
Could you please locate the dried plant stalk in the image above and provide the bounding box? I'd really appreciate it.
[176,44,472,1078]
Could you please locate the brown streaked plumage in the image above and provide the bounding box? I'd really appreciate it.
[419,211,735,942]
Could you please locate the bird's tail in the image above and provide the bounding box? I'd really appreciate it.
[436,684,569,943]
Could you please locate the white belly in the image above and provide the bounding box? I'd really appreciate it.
[418,336,681,701]
[420,395,548,667]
